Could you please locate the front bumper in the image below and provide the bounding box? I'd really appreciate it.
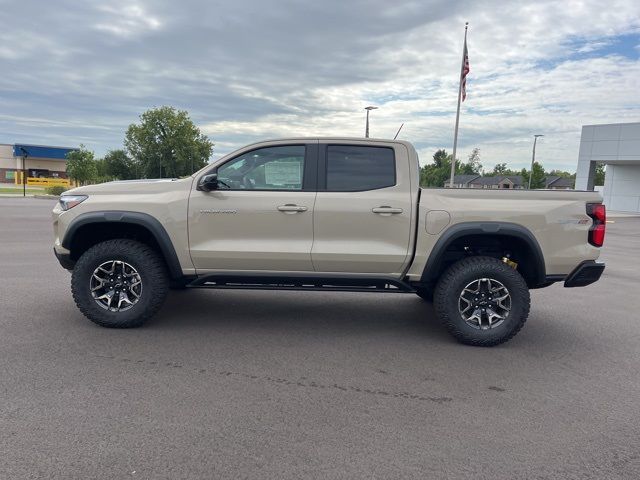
[54,248,75,271]
[564,260,605,288]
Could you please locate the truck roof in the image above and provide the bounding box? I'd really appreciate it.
[239,137,416,149]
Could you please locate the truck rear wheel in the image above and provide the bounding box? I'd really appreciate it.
[433,256,530,346]
[71,239,169,328]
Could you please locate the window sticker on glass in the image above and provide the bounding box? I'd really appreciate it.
[264,161,302,187]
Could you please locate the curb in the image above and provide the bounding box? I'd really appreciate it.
[34,195,60,200]
[0,194,59,199]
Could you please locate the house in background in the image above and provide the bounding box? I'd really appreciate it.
[444,175,524,189]
[473,175,524,189]
[444,174,578,190]
[545,176,574,189]
[444,174,482,188]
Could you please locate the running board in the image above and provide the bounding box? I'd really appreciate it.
[187,273,416,293]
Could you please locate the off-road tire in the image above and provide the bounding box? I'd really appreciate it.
[71,239,169,328]
[434,256,530,347]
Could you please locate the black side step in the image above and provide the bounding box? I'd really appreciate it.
[187,273,416,293]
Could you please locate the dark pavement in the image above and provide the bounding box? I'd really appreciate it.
[1,197,639,479]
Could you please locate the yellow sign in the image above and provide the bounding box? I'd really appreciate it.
[25,177,71,187]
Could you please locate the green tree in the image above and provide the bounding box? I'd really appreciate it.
[460,148,482,174]
[521,161,546,189]
[420,163,449,187]
[65,145,98,186]
[492,163,508,175]
[432,149,449,168]
[548,169,575,179]
[420,149,462,187]
[93,158,112,183]
[519,168,528,186]
[594,163,606,186]
[103,149,137,180]
[490,163,522,176]
[124,106,214,178]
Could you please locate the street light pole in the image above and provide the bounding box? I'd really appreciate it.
[364,106,378,138]
[528,134,544,189]
[20,147,29,197]
[22,155,26,197]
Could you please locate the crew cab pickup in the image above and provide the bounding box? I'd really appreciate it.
[52,138,606,346]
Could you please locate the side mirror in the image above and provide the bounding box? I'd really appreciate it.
[197,173,219,192]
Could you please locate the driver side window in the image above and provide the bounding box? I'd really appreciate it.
[217,145,306,191]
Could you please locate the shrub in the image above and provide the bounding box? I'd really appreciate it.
[45,186,68,196]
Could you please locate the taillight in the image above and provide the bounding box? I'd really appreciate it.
[586,203,606,247]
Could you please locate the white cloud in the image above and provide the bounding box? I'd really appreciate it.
[94,3,162,38]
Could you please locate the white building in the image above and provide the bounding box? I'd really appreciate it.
[576,122,640,213]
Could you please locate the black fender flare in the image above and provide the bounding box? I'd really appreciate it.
[62,211,184,279]
[420,221,546,285]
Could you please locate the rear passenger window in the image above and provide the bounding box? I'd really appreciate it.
[326,145,396,191]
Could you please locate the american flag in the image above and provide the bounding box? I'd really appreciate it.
[461,38,470,101]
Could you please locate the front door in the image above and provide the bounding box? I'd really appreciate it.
[188,143,317,272]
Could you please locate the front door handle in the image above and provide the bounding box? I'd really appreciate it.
[372,206,403,215]
[277,204,308,213]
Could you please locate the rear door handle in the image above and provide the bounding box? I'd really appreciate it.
[277,204,308,213]
[372,206,403,215]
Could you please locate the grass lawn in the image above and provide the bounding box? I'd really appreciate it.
[0,186,46,194]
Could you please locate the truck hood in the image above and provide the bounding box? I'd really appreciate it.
[64,178,192,196]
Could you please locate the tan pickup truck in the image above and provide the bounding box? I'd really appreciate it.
[52,138,606,346]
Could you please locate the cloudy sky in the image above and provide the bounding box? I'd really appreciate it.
[1,0,639,172]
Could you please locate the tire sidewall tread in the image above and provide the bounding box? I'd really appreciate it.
[71,239,169,328]
[434,256,531,347]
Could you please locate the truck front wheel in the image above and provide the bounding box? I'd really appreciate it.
[71,239,169,328]
[433,256,530,346]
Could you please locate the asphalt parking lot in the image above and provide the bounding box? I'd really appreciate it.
[1,196,639,479]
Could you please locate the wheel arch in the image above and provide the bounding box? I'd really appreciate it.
[421,222,546,288]
[62,211,183,279]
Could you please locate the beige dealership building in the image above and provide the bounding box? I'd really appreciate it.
[0,143,76,184]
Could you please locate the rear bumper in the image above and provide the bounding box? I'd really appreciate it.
[564,260,605,288]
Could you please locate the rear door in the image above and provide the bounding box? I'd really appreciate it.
[311,142,414,274]
[188,142,317,272]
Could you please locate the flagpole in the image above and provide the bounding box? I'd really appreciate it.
[449,22,469,188]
